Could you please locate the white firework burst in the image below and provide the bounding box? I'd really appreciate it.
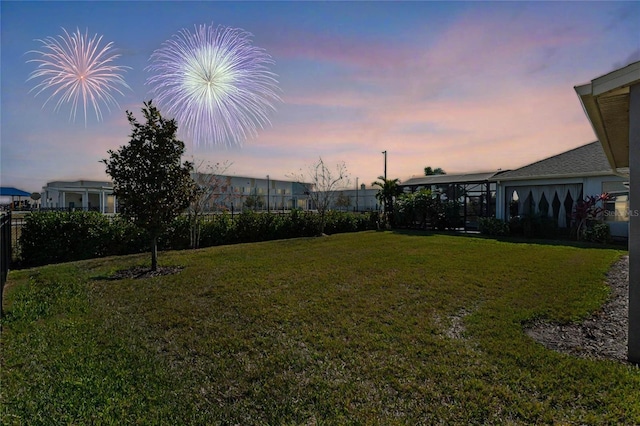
[26,27,130,125]
[146,24,281,148]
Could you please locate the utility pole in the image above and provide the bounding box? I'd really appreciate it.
[382,150,387,181]
[356,177,359,212]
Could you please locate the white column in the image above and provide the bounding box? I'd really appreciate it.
[83,189,89,210]
[628,82,640,364]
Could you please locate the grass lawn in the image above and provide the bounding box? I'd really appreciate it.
[1,231,638,424]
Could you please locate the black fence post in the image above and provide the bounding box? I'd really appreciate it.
[1,211,12,319]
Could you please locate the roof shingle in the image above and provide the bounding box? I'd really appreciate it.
[494,141,612,180]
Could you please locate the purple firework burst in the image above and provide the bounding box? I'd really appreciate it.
[26,27,130,125]
[146,24,281,148]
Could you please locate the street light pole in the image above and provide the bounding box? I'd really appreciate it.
[382,150,387,181]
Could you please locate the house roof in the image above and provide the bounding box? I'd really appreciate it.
[491,141,614,181]
[401,171,501,187]
[575,61,640,170]
[45,180,113,189]
[0,187,31,197]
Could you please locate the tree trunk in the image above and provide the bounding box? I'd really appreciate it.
[151,235,158,271]
[319,210,326,236]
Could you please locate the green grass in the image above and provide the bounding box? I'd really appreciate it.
[1,231,638,424]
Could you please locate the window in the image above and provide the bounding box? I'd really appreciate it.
[602,181,629,222]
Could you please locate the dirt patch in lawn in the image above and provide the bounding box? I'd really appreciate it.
[110,266,184,280]
[525,255,629,363]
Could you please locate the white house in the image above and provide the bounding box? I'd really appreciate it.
[41,180,116,213]
[494,141,629,240]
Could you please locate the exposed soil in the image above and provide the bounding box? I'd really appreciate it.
[524,255,630,363]
[110,266,184,280]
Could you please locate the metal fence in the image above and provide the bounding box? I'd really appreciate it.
[1,211,12,318]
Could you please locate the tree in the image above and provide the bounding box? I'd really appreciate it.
[372,176,402,226]
[244,192,265,211]
[289,157,350,235]
[102,100,196,271]
[188,160,235,249]
[335,192,352,211]
[424,166,446,176]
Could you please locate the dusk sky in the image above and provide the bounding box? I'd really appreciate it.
[2,1,639,194]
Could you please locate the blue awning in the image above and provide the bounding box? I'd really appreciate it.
[0,187,32,197]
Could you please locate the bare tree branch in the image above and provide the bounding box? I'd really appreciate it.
[288,157,350,235]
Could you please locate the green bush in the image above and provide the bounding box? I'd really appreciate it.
[103,215,148,255]
[324,211,357,234]
[199,213,234,247]
[18,210,378,267]
[478,217,510,236]
[233,211,267,243]
[509,215,558,239]
[434,200,463,230]
[158,215,191,251]
[582,222,610,243]
[19,212,114,267]
[287,209,320,237]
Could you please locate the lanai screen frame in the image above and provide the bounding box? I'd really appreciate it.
[401,179,497,231]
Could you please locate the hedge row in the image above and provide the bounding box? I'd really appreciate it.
[478,216,610,243]
[18,210,380,267]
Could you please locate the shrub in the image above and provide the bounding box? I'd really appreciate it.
[583,222,610,243]
[199,213,234,247]
[478,217,510,236]
[229,210,259,243]
[17,210,378,267]
[324,211,358,234]
[104,215,148,255]
[434,200,463,230]
[287,209,320,237]
[158,215,191,251]
[19,211,114,267]
[509,215,558,239]
[361,211,381,231]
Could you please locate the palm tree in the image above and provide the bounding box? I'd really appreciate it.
[372,176,402,222]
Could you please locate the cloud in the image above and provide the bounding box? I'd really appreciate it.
[269,28,407,71]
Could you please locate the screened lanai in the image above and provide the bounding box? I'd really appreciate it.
[400,171,501,231]
[494,141,629,239]
[504,184,583,228]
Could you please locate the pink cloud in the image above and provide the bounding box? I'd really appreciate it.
[270,29,408,71]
